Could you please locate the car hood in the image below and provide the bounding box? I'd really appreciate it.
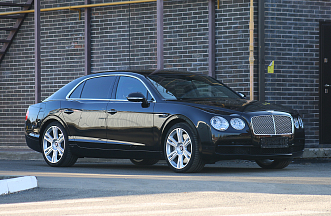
[170,98,298,115]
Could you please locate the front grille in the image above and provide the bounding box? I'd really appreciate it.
[251,115,293,135]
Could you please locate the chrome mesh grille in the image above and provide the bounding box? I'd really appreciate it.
[251,115,293,135]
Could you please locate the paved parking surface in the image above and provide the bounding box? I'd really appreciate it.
[0,159,330,215]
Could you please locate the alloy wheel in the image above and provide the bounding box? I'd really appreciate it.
[43,125,65,164]
[165,127,192,170]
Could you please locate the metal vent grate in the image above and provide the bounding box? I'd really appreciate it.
[251,115,293,135]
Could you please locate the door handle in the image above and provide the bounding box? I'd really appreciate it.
[64,109,74,114]
[107,109,117,114]
[325,84,330,87]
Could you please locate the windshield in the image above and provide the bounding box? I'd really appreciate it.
[148,74,241,100]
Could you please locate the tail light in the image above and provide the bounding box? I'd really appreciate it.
[25,110,29,121]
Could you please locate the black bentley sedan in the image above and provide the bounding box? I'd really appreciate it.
[25,70,305,172]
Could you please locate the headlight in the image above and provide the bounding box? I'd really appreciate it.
[294,118,299,129]
[298,116,304,128]
[230,118,245,130]
[211,116,229,131]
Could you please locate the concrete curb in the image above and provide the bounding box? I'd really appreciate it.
[0,176,38,195]
[302,148,331,158]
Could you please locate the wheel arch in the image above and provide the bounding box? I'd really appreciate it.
[39,116,69,146]
[39,116,78,167]
[160,115,201,153]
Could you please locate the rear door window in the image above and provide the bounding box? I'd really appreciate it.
[69,81,85,99]
[70,76,116,99]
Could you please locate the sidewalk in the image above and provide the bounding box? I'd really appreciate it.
[0,146,330,161]
[0,146,41,161]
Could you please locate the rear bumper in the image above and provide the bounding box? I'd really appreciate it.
[25,134,42,153]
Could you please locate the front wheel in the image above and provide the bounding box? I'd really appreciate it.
[41,122,77,167]
[164,123,204,173]
[255,159,292,169]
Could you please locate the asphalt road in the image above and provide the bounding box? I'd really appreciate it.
[0,159,330,215]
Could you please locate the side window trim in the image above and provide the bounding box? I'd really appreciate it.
[66,74,117,100]
[68,80,86,99]
[114,75,155,102]
[112,76,120,100]
[67,80,85,100]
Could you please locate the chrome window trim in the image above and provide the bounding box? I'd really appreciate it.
[115,74,156,102]
[65,98,155,102]
[65,73,156,102]
[66,74,117,100]
[69,136,146,146]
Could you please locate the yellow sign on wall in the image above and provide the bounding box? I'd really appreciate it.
[268,61,274,73]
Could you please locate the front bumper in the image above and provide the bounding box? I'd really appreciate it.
[209,134,305,161]
[214,143,304,160]
[200,127,305,163]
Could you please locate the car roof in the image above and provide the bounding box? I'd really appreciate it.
[44,70,209,102]
[93,69,201,77]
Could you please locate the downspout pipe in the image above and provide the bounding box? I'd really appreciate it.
[157,0,164,70]
[208,0,215,78]
[85,0,91,75]
[249,0,255,100]
[258,0,265,102]
[35,0,41,104]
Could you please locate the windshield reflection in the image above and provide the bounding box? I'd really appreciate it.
[148,74,241,100]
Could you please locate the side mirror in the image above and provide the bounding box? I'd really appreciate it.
[238,92,246,99]
[127,92,149,107]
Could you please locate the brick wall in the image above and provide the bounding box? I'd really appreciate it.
[0,0,86,146]
[90,1,157,71]
[41,1,86,99]
[0,0,329,147]
[264,0,331,147]
[164,0,209,73]
[0,0,211,147]
[215,0,252,94]
[0,1,35,147]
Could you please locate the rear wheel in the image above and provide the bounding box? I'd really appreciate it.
[130,159,159,166]
[41,122,77,167]
[164,123,204,173]
[255,159,291,169]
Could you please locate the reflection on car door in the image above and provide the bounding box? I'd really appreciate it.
[106,76,155,151]
[63,75,116,148]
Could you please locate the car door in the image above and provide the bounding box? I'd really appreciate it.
[61,80,86,144]
[106,75,155,151]
[63,75,116,149]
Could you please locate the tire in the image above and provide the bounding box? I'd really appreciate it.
[130,159,159,166]
[255,159,292,169]
[41,122,77,167]
[164,123,205,173]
